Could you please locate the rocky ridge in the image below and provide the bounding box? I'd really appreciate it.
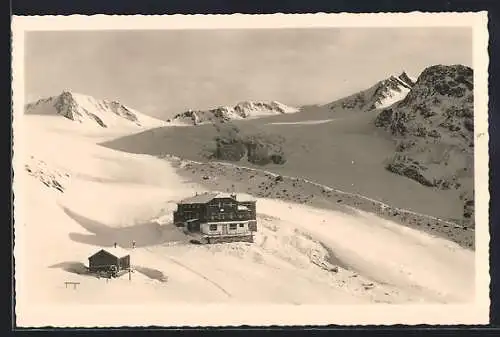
[25,91,165,129]
[168,101,299,126]
[374,64,474,224]
[325,72,416,111]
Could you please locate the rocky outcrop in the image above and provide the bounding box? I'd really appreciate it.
[206,122,287,166]
[374,64,474,225]
[25,156,70,193]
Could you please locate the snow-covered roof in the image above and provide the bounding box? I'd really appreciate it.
[179,192,254,204]
[90,247,131,258]
[179,192,220,204]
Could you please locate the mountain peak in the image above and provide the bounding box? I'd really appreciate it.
[25,92,166,129]
[398,71,416,87]
[325,71,417,111]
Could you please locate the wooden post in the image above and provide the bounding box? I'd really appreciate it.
[129,267,131,281]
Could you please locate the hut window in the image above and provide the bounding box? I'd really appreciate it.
[239,223,245,228]
[229,224,237,230]
[209,224,218,231]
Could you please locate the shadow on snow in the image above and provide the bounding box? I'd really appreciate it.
[63,206,188,249]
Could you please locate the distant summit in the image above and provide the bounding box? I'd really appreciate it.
[168,101,299,126]
[324,71,417,111]
[25,91,166,129]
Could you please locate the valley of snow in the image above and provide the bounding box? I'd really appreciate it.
[15,112,477,325]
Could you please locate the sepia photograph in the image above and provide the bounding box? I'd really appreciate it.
[12,13,490,327]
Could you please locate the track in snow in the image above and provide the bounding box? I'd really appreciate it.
[145,247,232,298]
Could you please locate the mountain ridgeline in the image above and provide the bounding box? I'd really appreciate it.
[25,91,166,129]
[40,64,474,228]
[325,72,416,111]
[168,101,299,125]
[374,65,474,224]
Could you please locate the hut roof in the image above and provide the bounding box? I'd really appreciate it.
[90,247,130,259]
[180,192,220,204]
[179,192,255,204]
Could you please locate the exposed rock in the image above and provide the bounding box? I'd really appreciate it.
[325,71,416,111]
[25,91,164,128]
[374,64,474,225]
[171,101,299,125]
[207,123,287,167]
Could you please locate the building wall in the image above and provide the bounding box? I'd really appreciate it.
[248,219,258,232]
[89,251,119,270]
[240,201,257,219]
[174,203,207,225]
[119,255,130,270]
[201,221,251,236]
[175,197,257,234]
[206,198,239,221]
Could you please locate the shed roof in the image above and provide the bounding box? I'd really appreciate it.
[90,247,130,259]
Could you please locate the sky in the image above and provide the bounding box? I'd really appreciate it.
[24,28,472,119]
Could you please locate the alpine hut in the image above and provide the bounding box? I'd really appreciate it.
[173,192,258,244]
[88,246,131,277]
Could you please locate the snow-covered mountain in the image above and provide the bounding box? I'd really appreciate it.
[25,91,166,129]
[168,101,299,126]
[325,72,416,111]
[374,64,474,224]
[17,108,476,319]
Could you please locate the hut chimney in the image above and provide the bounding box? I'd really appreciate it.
[114,242,117,248]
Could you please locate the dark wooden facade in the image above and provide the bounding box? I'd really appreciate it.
[88,249,131,273]
[173,193,258,241]
[174,193,256,226]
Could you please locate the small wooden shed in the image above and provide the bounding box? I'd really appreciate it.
[88,247,131,274]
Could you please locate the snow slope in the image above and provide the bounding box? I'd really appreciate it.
[25,91,167,129]
[169,101,299,125]
[14,112,477,325]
